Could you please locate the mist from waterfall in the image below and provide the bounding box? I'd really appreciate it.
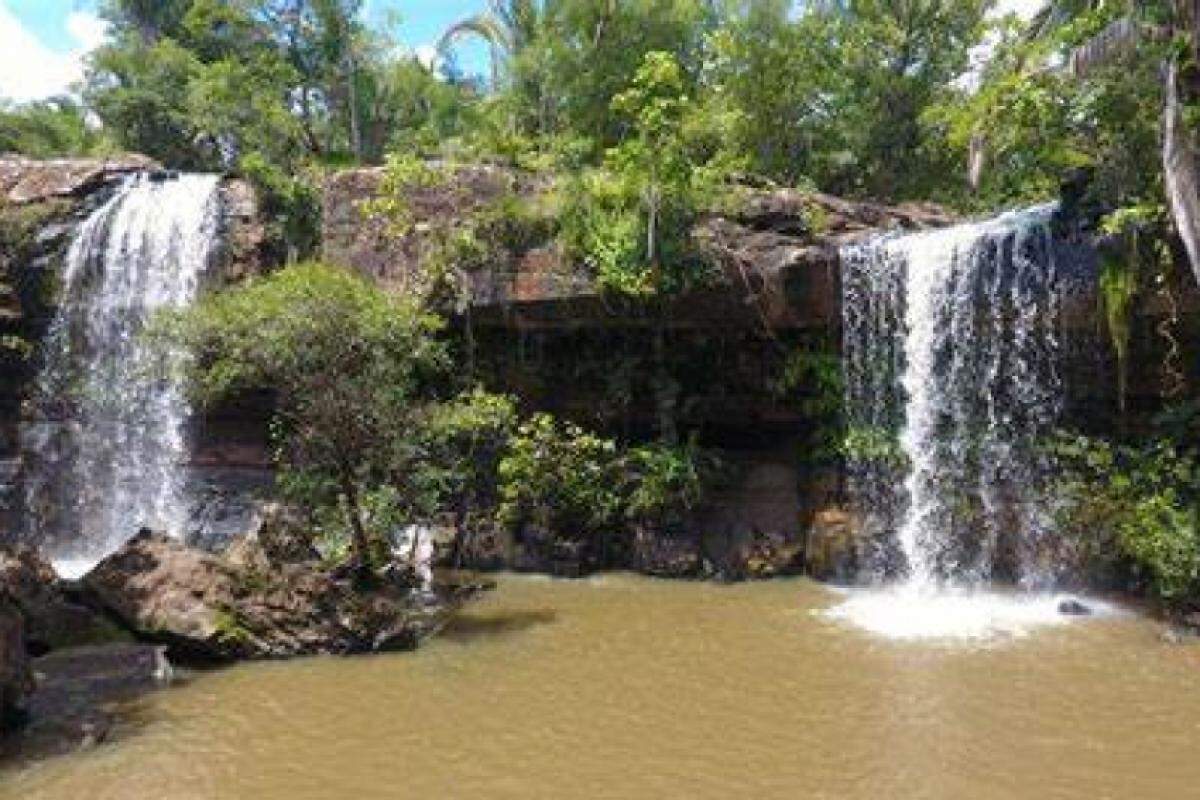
[840,205,1066,590]
[21,173,221,575]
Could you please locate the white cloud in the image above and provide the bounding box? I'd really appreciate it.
[66,10,110,53]
[0,7,109,103]
[414,44,440,71]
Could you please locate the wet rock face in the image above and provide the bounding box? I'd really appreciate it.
[804,508,866,582]
[81,530,468,662]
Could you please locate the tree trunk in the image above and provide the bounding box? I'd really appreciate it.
[1163,60,1200,289]
[347,52,362,162]
[339,470,373,583]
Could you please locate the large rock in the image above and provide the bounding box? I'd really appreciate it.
[82,530,465,662]
[804,507,866,582]
[0,547,127,654]
[0,155,160,205]
[223,503,319,571]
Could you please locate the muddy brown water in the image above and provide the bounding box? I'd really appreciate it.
[6,574,1200,799]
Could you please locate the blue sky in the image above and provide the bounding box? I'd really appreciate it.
[0,0,489,102]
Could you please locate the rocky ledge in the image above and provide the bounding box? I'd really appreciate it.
[83,528,479,662]
[322,165,955,331]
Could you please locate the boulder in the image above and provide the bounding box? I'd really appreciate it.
[631,528,702,579]
[223,502,319,572]
[1057,598,1092,616]
[82,530,467,662]
[737,529,806,579]
[0,547,127,654]
[804,508,865,581]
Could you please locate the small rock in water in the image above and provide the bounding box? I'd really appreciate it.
[1161,627,1190,646]
[1057,599,1092,616]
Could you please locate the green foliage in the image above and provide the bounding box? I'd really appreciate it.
[213,608,254,646]
[159,262,447,569]
[0,98,112,158]
[360,152,448,236]
[239,153,321,260]
[1051,433,1200,604]
[558,51,730,296]
[623,438,711,530]
[937,0,1169,211]
[842,427,906,468]
[498,413,623,537]
[409,388,519,522]
[496,413,713,546]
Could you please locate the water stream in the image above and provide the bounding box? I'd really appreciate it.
[19,173,221,575]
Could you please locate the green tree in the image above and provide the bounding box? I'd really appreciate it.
[162,263,448,578]
[0,98,110,158]
[709,1,846,186]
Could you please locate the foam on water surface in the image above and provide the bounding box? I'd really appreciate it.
[823,586,1118,642]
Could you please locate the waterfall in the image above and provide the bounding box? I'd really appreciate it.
[21,173,221,575]
[841,205,1065,589]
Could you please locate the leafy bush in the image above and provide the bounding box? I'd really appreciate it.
[497,413,624,538]
[496,413,714,559]
[623,439,712,532]
[1051,434,1200,604]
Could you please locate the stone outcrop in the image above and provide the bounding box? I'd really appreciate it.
[81,530,474,662]
[321,167,953,581]
[323,166,954,331]
[0,155,160,205]
[0,548,127,655]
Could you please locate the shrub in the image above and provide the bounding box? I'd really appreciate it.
[1051,434,1200,604]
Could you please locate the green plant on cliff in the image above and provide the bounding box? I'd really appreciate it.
[1097,203,1171,415]
[497,413,623,538]
[558,51,730,296]
[623,438,713,533]
[496,412,714,555]
[159,262,448,580]
[1051,433,1200,605]
[360,152,448,237]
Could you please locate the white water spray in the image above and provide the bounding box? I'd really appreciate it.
[21,173,221,570]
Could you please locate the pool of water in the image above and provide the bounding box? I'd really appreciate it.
[7,574,1200,799]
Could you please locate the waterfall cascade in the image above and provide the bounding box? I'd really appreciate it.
[829,205,1115,639]
[20,173,221,576]
[842,204,1065,588]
